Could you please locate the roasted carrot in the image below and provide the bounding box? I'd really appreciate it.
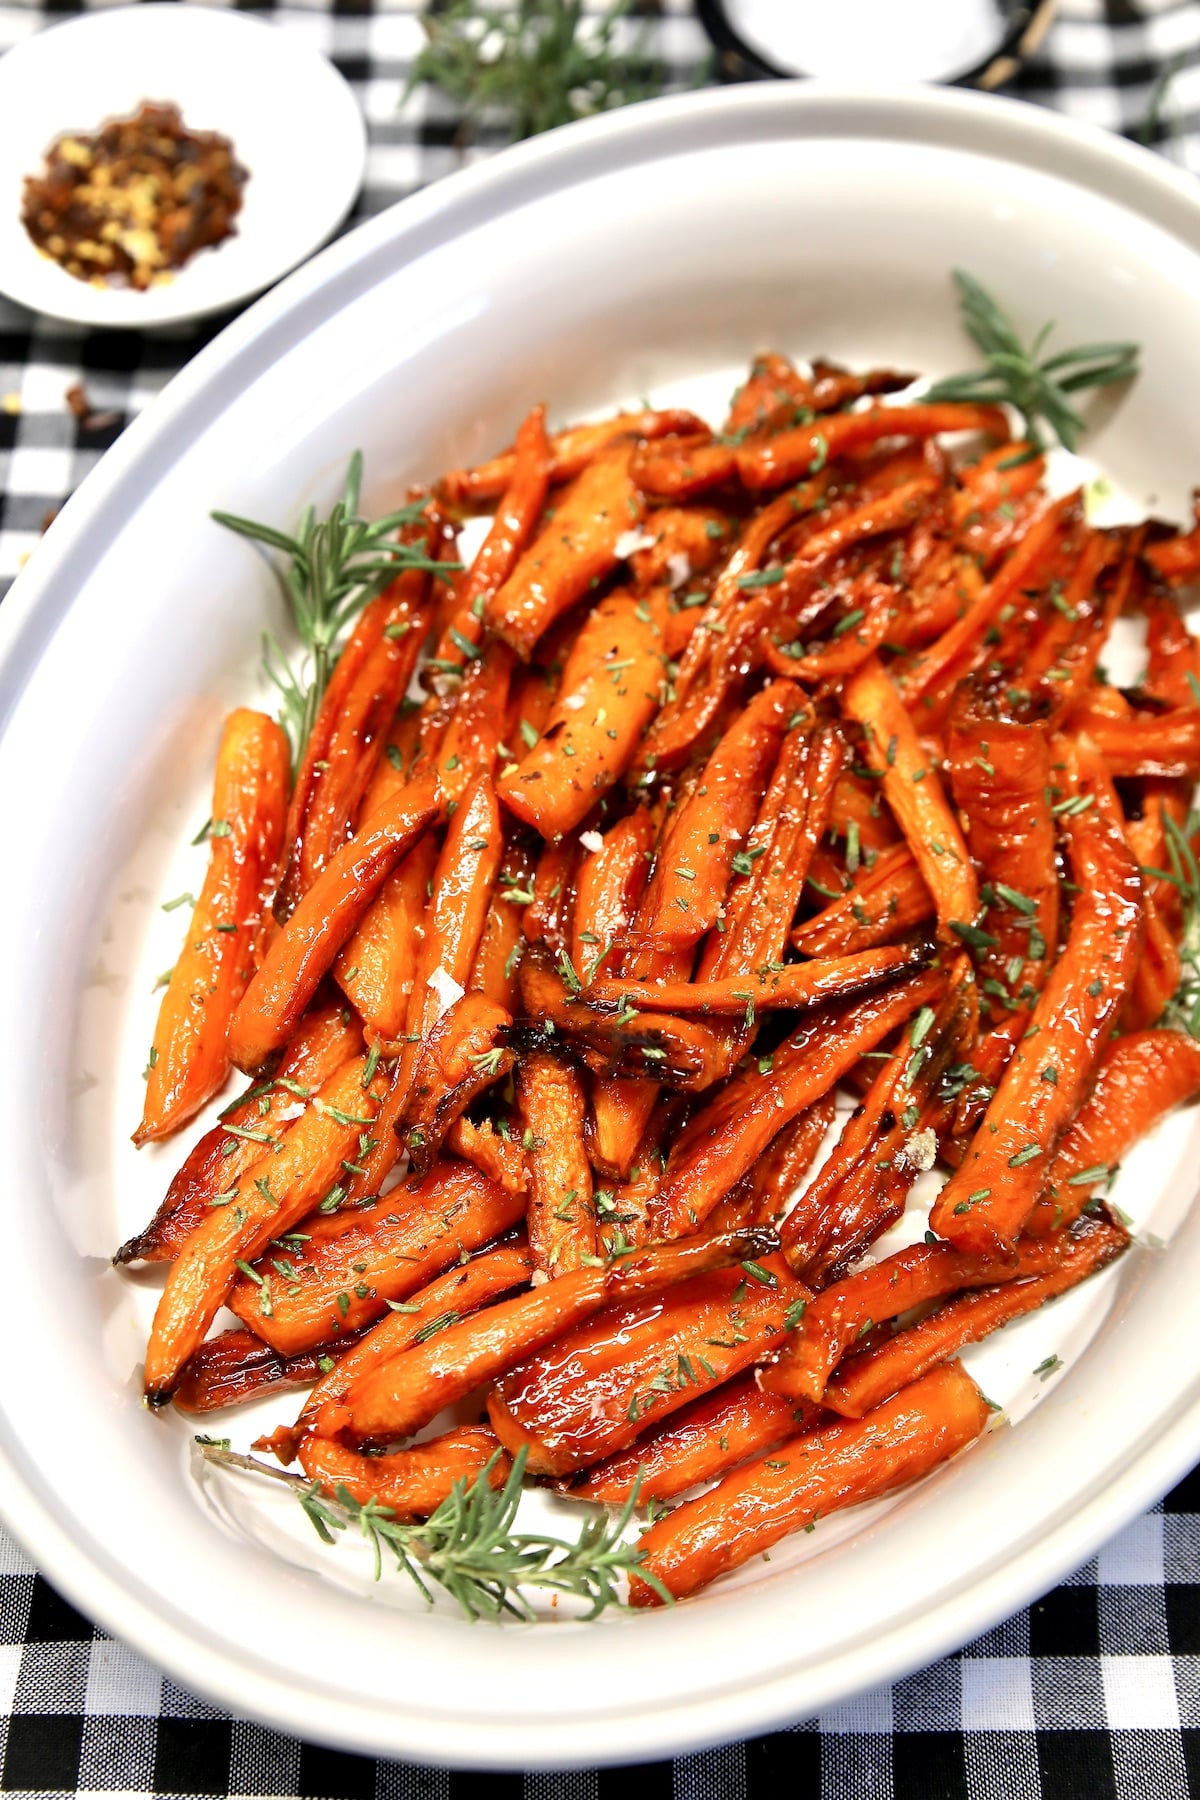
[1027,1029,1200,1234]
[792,842,933,957]
[117,1000,362,1264]
[400,993,515,1175]
[743,1095,837,1225]
[228,1157,527,1355]
[736,402,1008,492]
[571,807,654,981]
[630,435,737,501]
[497,589,666,837]
[568,1374,811,1504]
[584,942,932,1018]
[298,1427,510,1520]
[824,1217,1129,1417]
[488,1251,810,1476]
[228,773,442,1075]
[433,645,515,805]
[484,445,642,658]
[651,968,943,1239]
[1072,708,1200,781]
[518,1051,597,1276]
[336,1227,777,1445]
[446,1115,528,1196]
[628,1360,991,1604]
[173,1327,364,1414]
[143,1051,387,1401]
[842,655,979,941]
[333,831,438,1045]
[440,407,705,505]
[931,745,1143,1255]
[136,708,289,1142]
[469,841,536,1009]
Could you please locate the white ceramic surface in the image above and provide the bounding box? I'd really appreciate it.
[0,5,366,327]
[2,82,1200,1769]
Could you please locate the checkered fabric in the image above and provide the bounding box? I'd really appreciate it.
[3,1,1200,1794]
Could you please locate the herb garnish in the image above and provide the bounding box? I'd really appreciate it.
[924,271,1139,453]
[195,1440,669,1620]
[213,454,454,765]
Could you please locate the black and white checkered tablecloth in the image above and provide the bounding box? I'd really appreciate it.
[3,2,1200,1794]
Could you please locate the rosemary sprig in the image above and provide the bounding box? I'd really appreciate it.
[924,270,1140,453]
[406,0,659,145]
[196,1438,670,1620]
[1144,808,1200,1035]
[212,454,454,765]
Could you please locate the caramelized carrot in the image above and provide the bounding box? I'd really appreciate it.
[228,773,442,1075]
[489,1252,810,1476]
[484,446,641,658]
[931,745,1143,1255]
[792,841,933,957]
[136,708,289,1142]
[744,1095,837,1225]
[736,402,1008,492]
[842,655,979,940]
[568,1375,811,1504]
[572,808,655,981]
[1027,1029,1200,1234]
[628,1361,991,1605]
[173,1327,364,1414]
[651,968,943,1239]
[440,408,705,505]
[144,1052,386,1401]
[584,942,931,1018]
[336,1227,776,1445]
[824,1217,1129,1417]
[445,1115,528,1196]
[469,841,536,1009]
[518,1051,597,1276]
[117,1001,362,1264]
[497,590,666,837]
[400,994,515,1174]
[298,1427,510,1520]
[333,831,438,1045]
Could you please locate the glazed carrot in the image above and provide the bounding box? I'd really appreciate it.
[400,994,515,1175]
[143,1052,386,1402]
[841,655,979,941]
[572,808,655,982]
[440,407,705,505]
[638,488,823,770]
[228,772,442,1075]
[1126,894,1182,1034]
[484,445,642,658]
[759,1239,1047,1404]
[518,1051,597,1276]
[298,1427,510,1521]
[743,1095,837,1225]
[1144,497,1200,583]
[433,404,551,669]
[173,1327,365,1413]
[286,577,432,903]
[333,831,438,1044]
[931,745,1143,1255]
[651,968,943,1239]
[627,507,731,592]
[229,1157,527,1355]
[1072,709,1200,781]
[633,681,800,958]
[894,494,1075,704]
[488,1252,810,1476]
[792,842,933,958]
[736,402,1008,492]
[117,1001,362,1264]
[497,590,666,837]
[568,1375,811,1504]
[469,841,536,1009]
[946,691,1058,1018]
[433,645,514,805]
[584,942,931,1018]
[698,722,845,979]
[290,1245,534,1453]
[1027,1029,1200,1234]
[522,835,580,960]
[824,1218,1130,1418]
[628,1361,991,1605]
[135,708,289,1142]
[337,1227,776,1445]
[588,1074,665,1184]
[766,579,896,683]
[446,1116,527,1196]
[631,436,738,501]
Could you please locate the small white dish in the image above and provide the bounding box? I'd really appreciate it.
[0,4,366,327]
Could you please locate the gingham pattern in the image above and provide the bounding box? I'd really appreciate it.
[2,2,1200,1793]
